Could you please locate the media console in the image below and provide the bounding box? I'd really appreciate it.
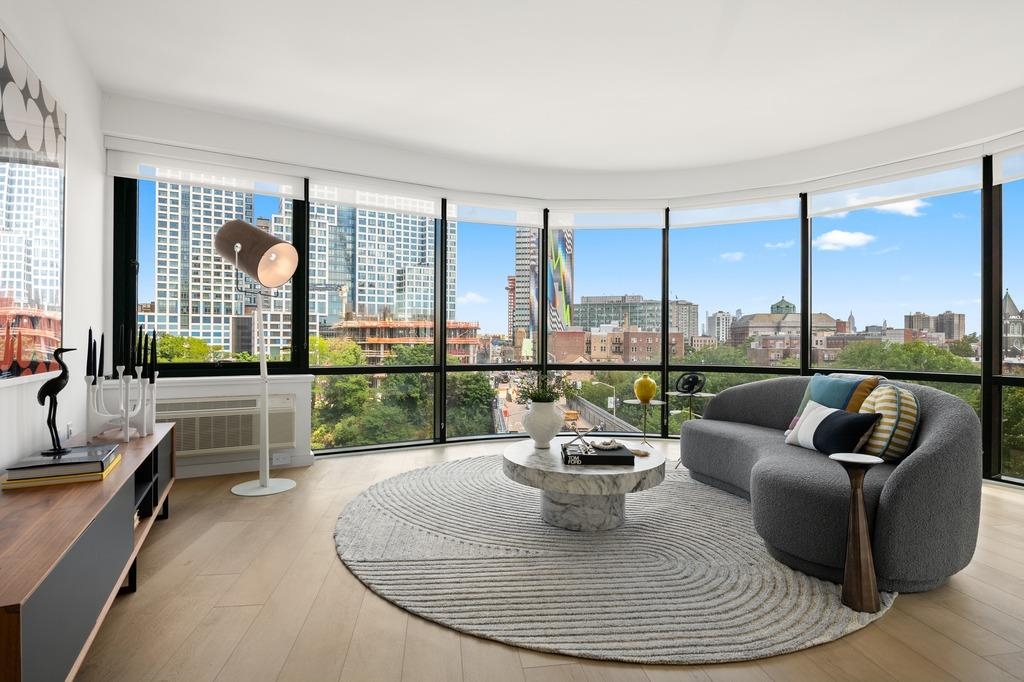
[0,423,175,681]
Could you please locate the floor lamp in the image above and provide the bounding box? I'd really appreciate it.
[215,219,300,496]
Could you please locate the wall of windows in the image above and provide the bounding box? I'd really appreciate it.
[110,144,1024,484]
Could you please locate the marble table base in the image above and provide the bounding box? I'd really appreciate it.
[541,491,625,531]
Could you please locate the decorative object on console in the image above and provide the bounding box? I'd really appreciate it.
[36,347,74,455]
[215,219,299,496]
[85,325,157,443]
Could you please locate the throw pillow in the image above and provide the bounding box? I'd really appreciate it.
[790,373,883,430]
[859,384,920,460]
[785,400,881,454]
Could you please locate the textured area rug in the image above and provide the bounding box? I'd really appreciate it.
[335,455,894,664]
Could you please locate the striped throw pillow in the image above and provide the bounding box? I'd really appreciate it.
[859,384,920,460]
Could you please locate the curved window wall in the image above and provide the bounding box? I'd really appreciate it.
[110,145,1024,483]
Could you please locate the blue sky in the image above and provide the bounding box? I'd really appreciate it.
[456,190,985,335]
[139,181,991,338]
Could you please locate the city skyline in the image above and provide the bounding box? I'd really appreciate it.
[137,186,989,347]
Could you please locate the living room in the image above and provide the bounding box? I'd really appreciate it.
[2,1,1024,680]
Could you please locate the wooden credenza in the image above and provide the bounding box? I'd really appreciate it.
[0,423,175,682]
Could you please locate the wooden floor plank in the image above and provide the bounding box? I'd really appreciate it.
[214,528,336,681]
[74,447,1024,682]
[150,605,261,682]
[402,615,464,682]
[338,592,410,682]
[276,560,367,682]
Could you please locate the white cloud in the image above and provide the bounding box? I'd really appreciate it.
[719,251,745,262]
[875,246,900,255]
[812,230,876,251]
[764,240,795,249]
[953,212,967,219]
[871,198,928,217]
[457,291,488,305]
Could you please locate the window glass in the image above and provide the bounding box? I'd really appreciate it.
[668,204,800,366]
[450,205,540,363]
[1002,179,1024,374]
[546,212,663,364]
[307,199,439,367]
[137,180,293,362]
[810,189,981,374]
[311,371,434,449]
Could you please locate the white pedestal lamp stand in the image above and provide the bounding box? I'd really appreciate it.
[215,219,299,497]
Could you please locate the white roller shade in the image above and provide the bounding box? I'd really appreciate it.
[107,149,302,199]
[810,163,981,217]
[310,180,440,218]
[548,209,663,229]
[448,202,543,228]
[995,147,1024,185]
[669,197,799,228]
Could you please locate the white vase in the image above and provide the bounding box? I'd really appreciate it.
[523,401,562,448]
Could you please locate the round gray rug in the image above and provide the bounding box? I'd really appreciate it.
[335,454,894,664]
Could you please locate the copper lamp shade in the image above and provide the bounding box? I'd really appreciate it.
[215,219,299,288]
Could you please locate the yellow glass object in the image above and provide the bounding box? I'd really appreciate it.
[633,373,657,403]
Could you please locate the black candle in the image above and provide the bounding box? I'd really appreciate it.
[136,326,144,369]
[141,333,149,378]
[98,333,105,378]
[91,339,97,384]
[86,327,94,377]
[149,332,157,384]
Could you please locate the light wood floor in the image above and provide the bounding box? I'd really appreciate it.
[78,441,1024,682]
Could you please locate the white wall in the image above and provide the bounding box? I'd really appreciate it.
[0,1,104,469]
[102,87,1024,202]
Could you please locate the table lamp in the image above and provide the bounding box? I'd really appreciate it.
[215,219,299,496]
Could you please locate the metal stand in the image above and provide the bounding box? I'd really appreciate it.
[230,287,296,497]
[623,399,666,446]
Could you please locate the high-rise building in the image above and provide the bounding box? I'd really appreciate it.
[904,311,933,333]
[548,228,574,330]
[139,182,296,358]
[933,310,966,341]
[707,310,734,343]
[669,300,700,338]
[505,275,516,340]
[0,162,64,361]
[514,227,539,340]
[308,202,356,334]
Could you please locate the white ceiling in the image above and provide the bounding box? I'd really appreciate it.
[54,0,1024,173]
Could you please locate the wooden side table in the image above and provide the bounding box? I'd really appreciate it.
[829,452,884,613]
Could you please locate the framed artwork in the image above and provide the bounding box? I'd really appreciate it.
[0,29,66,379]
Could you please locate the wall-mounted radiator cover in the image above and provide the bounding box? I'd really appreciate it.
[156,394,296,457]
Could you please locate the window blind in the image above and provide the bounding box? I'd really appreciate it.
[809,163,981,217]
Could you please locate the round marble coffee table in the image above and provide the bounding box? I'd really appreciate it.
[502,439,666,531]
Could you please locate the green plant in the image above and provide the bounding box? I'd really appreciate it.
[514,372,576,404]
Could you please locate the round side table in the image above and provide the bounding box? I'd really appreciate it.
[829,452,884,613]
[622,399,666,446]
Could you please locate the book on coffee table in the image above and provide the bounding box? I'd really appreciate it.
[560,443,635,466]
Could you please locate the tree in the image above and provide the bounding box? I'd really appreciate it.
[834,340,978,374]
[156,334,213,362]
[947,333,978,359]
[446,371,497,437]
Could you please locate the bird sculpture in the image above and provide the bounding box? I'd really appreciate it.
[37,347,74,455]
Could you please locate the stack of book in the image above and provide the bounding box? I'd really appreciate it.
[2,445,121,490]
[561,442,635,466]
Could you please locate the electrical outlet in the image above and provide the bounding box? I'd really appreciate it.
[271,453,291,466]
[65,422,73,439]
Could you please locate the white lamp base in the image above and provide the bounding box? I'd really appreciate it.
[231,478,297,497]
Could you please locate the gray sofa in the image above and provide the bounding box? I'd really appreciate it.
[680,376,982,592]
